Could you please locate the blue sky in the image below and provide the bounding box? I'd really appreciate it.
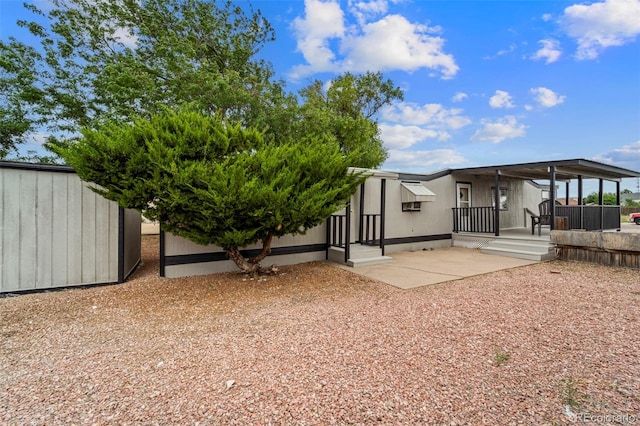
[2,0,640,191]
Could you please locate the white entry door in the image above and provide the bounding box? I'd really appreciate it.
[456,183,472,210]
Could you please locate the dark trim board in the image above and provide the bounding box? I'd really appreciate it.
[123,259,141,281]
[0,280,122,297]
[118,207,125,283]
[0,160,75,173]
[385,234,452,245]
[164,235,452,269]
[164,243,328,267]
[159,230,166,277]
[359,234,451,246]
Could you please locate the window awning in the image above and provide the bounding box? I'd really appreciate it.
[401,182,436,202]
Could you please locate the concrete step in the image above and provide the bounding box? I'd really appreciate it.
[480,236,556,261]
[328,244,392,267]
[481,246,556,261]
[348,245,384,259]
[347,256,393,268]
[485,239,554,254]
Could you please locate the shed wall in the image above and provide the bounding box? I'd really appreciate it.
[0,165,140,293]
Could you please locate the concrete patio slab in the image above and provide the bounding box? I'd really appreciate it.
[340,247,538,289]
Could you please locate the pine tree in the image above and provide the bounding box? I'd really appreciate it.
[53,107,364,273]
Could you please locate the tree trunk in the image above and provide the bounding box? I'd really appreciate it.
[225,234,277,275]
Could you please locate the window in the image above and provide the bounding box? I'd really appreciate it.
[491,186,508,211]
[402,201,422,212]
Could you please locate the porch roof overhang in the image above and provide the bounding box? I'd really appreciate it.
[449,158,640,182]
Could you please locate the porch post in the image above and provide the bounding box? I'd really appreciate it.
[598,179,604,205]
[598,179,604,231]
[159,228,166,278]
[549,166,556,230]
[577,175,583,205]
[494,170,500,236]
[345,200,351,263]
[565,181,570,205]
[358,182,365,243]
[616,181,621,205]
[578,175,584,229]
[380,179,386,255]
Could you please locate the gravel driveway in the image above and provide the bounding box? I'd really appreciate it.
[1,236,639,425]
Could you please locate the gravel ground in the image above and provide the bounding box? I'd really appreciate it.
[1,236,639,425]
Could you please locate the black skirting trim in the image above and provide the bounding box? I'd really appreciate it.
[164,243,328,267]
[384,234,452,245]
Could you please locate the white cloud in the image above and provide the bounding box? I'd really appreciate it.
[593,141,640,170]
[489,90,515,109]
[378,102,471,149]
[452,92,468,102]
[560,0,640,60]
[379,124,441,149]
[348,0,389,25]
[531,39,562,64]
[112,27,138,49]
[471,116,526,143]
[384,148,466,171]
[27,131,50,146]
[530,87,566,108]
[380,102,471,130]
[290,0,458,79]
[483,43,517,60]
[292,0,345,72]
[542,13,553,22]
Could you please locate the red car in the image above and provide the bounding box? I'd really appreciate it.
[630,212,640,225]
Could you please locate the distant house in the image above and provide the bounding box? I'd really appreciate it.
[622,192,640,205]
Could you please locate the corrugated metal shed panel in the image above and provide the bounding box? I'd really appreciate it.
[0,165,140,293]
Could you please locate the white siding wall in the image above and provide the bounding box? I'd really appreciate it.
[163,173,459,278]
[451,174,543,229]
[0,167,132,292]
[163,224,327,278]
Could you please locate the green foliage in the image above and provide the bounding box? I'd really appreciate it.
[298,71,403,169]
[559,376,589,409]
[1,0,283,150]
[493,347,511,366]
[2,1,399,169]
[624,198,640,207]
[0,40,41,158]
[53,107,364,269]
[582,192,618,205]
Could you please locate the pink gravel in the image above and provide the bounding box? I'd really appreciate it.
[1,236,639,425]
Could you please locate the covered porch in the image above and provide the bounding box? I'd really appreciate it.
[451,159,640,236]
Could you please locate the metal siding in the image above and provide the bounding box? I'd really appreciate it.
[1,170,22,291]
[94,194,112,283]
[66,175,83,285]
[108,201,119,281]
[122,208,141,279]
[36,172,54,288]
[81,185,97,283]
[163,223,327,277]
[51,173,69,286]
[0,167,131,292]
[19,171,37,289]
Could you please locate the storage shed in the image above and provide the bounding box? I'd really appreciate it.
[0,161,141,293]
